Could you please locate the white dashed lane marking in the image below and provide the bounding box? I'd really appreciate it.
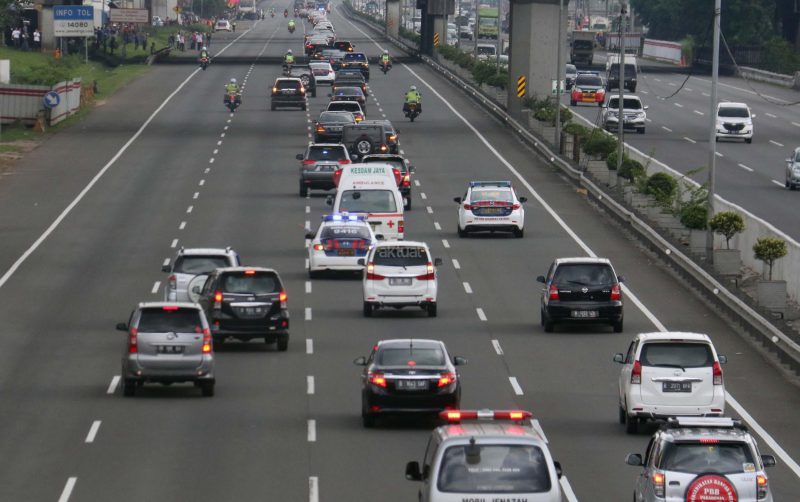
[171,239,179,248]
[738,163,753,172]
[476,308,487,321]
[442,239,450,249]
[186,206,193,213]
[693,110,704,116]
[420,192,427,200]
[766,113,776,118]
[792,122,800,128]
[509,377,523,395]
[308,419,317,442]
[715,152,723,158]
[162,258,170,267]
[58,477,77,502]
[307,376,315,395]
[85,421,101,443]
[193,192,199,199]
[772,179,784,187]
[305,281,312,294]
[674,103,684,108]
[305,307,312,320]
[661,126,672,132]
[770,140,784,147]
[413,179,420,187]
[463,282,472,294]
[106,376,120,394]
[434,222,441,231]
[209,158,215,164]
[491,340,503,355]
[213,149,218,154]
[683,137,696,144]
[309,477,319,502]
[306,338,314,355]
[426,206,433,214]
[452,259,461,269]
[179,221,186,230]
[199,179,205,186]
[151,281,160,294]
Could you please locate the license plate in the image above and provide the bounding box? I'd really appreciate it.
[238,307,264,314]
[662,381,692,392]
[157,345,184,354]
[571,310,599,318]
[282,90,295,94]
[396,379,429,390]
[338,249,355,256]
[480,208,505,215]
[389,277,412,286]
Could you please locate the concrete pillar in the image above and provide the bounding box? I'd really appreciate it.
[432,15,447,52]
[507,0,569,119]
[386,0,400,39]
[418,0,454,55]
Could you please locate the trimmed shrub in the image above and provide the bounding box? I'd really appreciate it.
[708,211,745,249]
[618,157,645,180]
[644,172,678,207]
[582,132,617,159]
[753,236,788,281]
[679,203,707,230]
[564,122,590,140]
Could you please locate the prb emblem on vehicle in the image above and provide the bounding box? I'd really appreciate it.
[686,475,738,502]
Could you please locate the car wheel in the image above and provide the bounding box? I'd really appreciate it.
[427,302,437,317]
[745,137,752,144]
[362,410,376,428]
[715,136,719,142]
[355,137,373,155]
[122,378,136,397]
[276,334,289,351]
[625,411,638,434]
[200,381,215,397]
[613,319,624,333]
[619,404,626,424]
[457,225,467,238]
[363,302,373,317]
[542,310,554,333]
[404,197,412,210]
[299,181,308,197]
[513,227,524,238]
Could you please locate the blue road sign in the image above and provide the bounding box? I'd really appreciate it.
[43,91,61,109]
[53,6,94,20]
[53,6,94,37]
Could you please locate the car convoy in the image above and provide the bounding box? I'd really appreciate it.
[111,11,780,501]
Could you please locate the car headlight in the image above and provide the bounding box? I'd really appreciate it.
[636,112,645,118]
[793,166,800,174]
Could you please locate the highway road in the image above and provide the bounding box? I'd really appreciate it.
[0,4,798,500]
[565,54,800,241]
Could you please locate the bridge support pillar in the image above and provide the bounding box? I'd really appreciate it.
[385,0,400,39]
[507,0,569,119]
[418,0,454,55]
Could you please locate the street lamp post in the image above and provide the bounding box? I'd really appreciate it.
[616,4,626,170]
[554,0,563,153]
[705,0,721,261]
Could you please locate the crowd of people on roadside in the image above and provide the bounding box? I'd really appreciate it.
[9,25,41,51]
[168,30,212,52]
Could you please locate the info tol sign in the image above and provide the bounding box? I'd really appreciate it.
[54,6,95,37]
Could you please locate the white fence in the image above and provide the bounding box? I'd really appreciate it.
[643,38,682,65]
[0,78,82,126]
[49,79,82,125]
[736,66,800,90]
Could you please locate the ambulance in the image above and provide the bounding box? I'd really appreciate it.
[328,163,405,239]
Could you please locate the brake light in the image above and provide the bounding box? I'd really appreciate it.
[548,284,559,300]
[333,168,343,187]
[610,283,621,301]
[355,115,363,122]
[757,474,768,499]
[437,371,456,387]
[299,87,306,95]
[402,175,410,187]
[699,438,720,444]
[366,262,385,280]
[316,125,325,133]
[713,361,723,385]
[652,471,665,498]
[279,290,288,309]
[313,243,324,251]
[168,274,177,291]
[338,159,351,164]
[213,291,223,309]
[417,262,435,280]
[202,328,212,353]
[512,203,520,210]
[128,327,138,354]
[463,203,472,210]
[162,305,179,311]
[272,87,278,93]
[631,360,642,384]
[303,159,316,165]
[379,144,388,153]
[388,134,397,142]
[244,269,256,275]
[391,167,401,185]
[369,372,387,388]
[398,220,404,234]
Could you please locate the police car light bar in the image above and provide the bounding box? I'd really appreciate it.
[469,181,512,188]
[666,417,742,429]
[322,213,366,222]
[440,409,532,423]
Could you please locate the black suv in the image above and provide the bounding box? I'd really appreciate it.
[607,62,637,92]
[271,78,307,111]
[196,267,289,350]
[536,257,624,332]
[341,123,392,160]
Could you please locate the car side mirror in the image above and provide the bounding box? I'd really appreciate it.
[453,356,467,366]
[554,460,563,479]
[536,275,546,283]
[375,234,385,241]
[405,461,422,481]
[116,322,128,332]
[453,196,462,203]
[353,356,367,366]
[625,453,643,466]
[409,165,415,173]
[751,113,756,118]
[518,196,527,203]
[761,454,776,467]
[613,353,624,364]
[161,264,170,273]
[617,275,625,283]
[718,354,727,364]
[434,258,443,267]
[357,258,365,265]
[644,105,649,110]
[305,232,315,239]
[325,196,333,206]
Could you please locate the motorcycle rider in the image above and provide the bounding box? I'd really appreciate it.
[403,85,422,114]
[288,19,296,32]
[380,49,391,68]
[199,45,210,61]
[224,77,241,106]
[284,8,289,17]
[284,49,295,66]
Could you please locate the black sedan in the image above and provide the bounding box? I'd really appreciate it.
[330,86,366,105]
[354,339,466,428]
[313,111,356,143]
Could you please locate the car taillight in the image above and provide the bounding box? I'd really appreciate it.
[272,87,278,93]
[652,471,665,498]
[631,360,642,384]
[338,159,351,164]
[757,474,768,499]
[402,175,410,187]
[713,361,723,385]
[279,290,288,309]
[316,125,325,133]
[366,263,385,280]
[369,372,387,388]
[333,168,343,186]
[437,371,456,387]
[213,291,223,309]
[417,262,435,280]
[548,284,559,300]
[379,144,388,153]
[391,167,401,185]
[512,203,520,210]
[355,115,363,122]
[388,134,397,142]
[398,220,404,234]
[313,243,324,251]
[610,283,621,300]
[299,87,306,95]
[463,203,472,210]
[202,328,212,353]
[128,327,138,354]
[168,275,177,291]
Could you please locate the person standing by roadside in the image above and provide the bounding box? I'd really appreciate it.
[33,29,41,50]
[190,31,196,50]
[21,30,29,51]
[205,30,212,48]
[11,27,20,48]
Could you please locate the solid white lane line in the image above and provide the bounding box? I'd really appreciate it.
[85,421,101,443]
[476,308,487,321]
[683,137,696,144]
[442,239,450,248]
[307,376,315,394]
[491,339,503,355]
[463,282,472,294]
[772,179,784,187]
[309,477,319,502]
[106,376,120,394]
[674,103,683,108]
[193,192,199,199]
[420,192,427,200]
[305,281,312,294]
[426,206,433,214]
[179,221,186,230]
[693,110,704,116]
[770,140,784,147]
[305,307,312,320]
[170,239,178,248]
[661,126,672,132]
[560,476,579,502]
[434,221,441,231]
[308,419,317,442]
[766,113,777,118]
[199,179,205,186]
[531,419,549,443]
[58,478,77,502]
[792,122,800,127]
[186,206,193,213]
[151,281,160,294]
[452,259,461,269]
[414,179,420,186]
[306,338,314,355]
[738,163,754,172]
[509,377,523,395]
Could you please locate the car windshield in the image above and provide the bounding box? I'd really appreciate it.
[553,264,615,286]
[320,225,371,240]
[438,445,552,493]
[344,53,367,62]
[319,112,354,123]
[573,40,592,49]
[373,246,429,266]
[308,146,346,161]
[640,342,713,368]
[471,189,513,203]
[221,273,279,294]
[173,255,230,275]
[378,347,444,366]
[718,106,749,118]
[607,98,642,110]
[577,75,602,87]
[659,442,754,475]
[339,190,397,213]
[138,308,203,333]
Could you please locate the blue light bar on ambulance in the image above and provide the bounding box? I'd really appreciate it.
[469,181,512,188]
[322,213,366,222]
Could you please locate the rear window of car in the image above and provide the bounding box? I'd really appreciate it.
[335,87,362,96]
[640,342,713,368]
[576,75,602,87]
[173,255,231,275]
[339,189,397,213]
[328,102,361,113]
[659,442,754,475]
[471,189,513,203]
[342,125,382,141]
[308,146,346,161]
[221,273,279,294]
[138,308,203,333]
[552,264,615,286]
[438,445,552,493]
[344,52,367,62]
[573,40,592,49]
[276,80,300,90]
[378,347,444,366]
[363,158,406,174]
[319,112,354,123]
[718,106,749,118]
[373,246,428,266]
[320,225,371,240]
[609,64,637,75]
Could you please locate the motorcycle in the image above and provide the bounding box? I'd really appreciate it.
[288,24,295,34]
[380,60,391,74]
[224,92,241,112]
[283,63,293,76]
[270,11,275,17]
[404,102,420,122]
[199,56,210,70]
[284,9,288,17]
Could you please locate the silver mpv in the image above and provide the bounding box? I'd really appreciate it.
[118,302,215,397]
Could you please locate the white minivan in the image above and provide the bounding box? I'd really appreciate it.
[329,164,405,240]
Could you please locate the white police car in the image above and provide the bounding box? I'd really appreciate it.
[454,181,527,238]
[306,214,377,278]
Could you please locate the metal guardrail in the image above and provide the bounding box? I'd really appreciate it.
[346,6,800,378]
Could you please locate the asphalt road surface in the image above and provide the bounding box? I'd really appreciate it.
[0,5,798,501]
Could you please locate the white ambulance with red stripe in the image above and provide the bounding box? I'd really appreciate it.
[329,163,405,240]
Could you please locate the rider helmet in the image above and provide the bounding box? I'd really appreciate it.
[383,50,388,54]
[202,46,207,51]
[287,49,293,54]
[410,85,417,91]
[230,78,237,84]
